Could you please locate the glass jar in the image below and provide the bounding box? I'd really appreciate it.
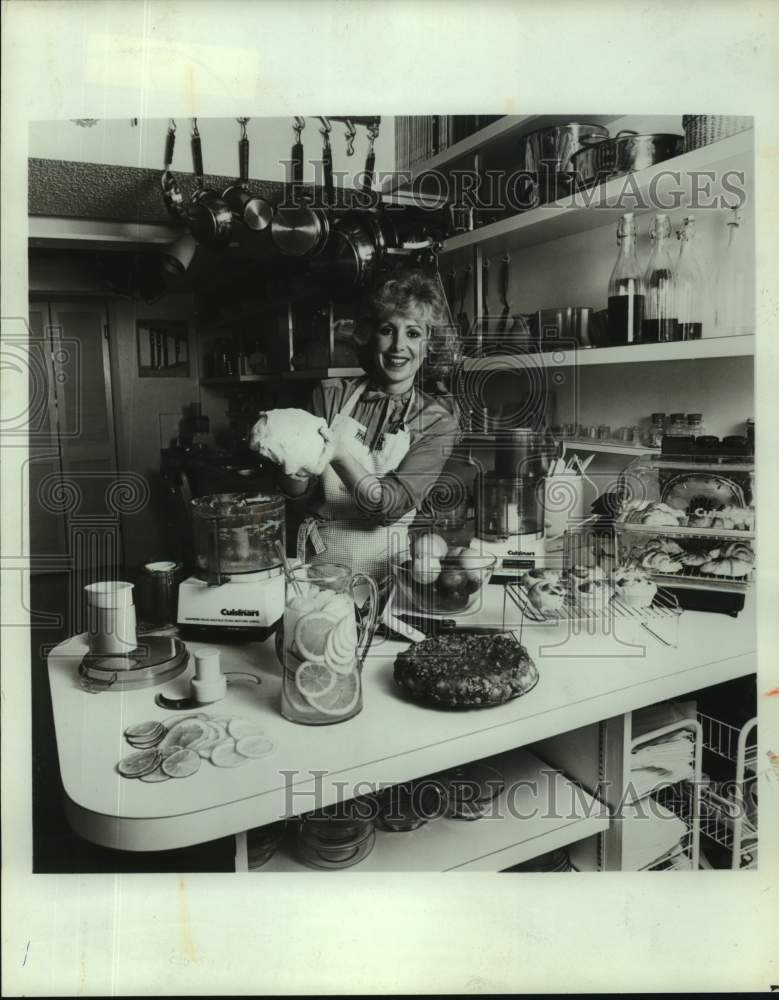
[675,216,704,340]
[297,799,376,869]
[280,562,378,725]
[647,412,666,448]
[714,207,751,337]
[642,213,678,343]
[686,413,706,438]
[607,212,645,346]
[666,413,688,437]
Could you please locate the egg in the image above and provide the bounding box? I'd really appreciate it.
[413,533,448,560]
[411,556,442,585]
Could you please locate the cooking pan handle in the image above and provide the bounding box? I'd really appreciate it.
[164,119,176,169]
[320,117,335,206]
[291,116,305,187]
[190,119,205,189]
[615,129,639,138]
[238,118,250,184]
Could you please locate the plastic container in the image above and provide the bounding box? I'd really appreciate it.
[191,492,285,578]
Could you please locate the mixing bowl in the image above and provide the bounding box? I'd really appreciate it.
[392,549,497,616]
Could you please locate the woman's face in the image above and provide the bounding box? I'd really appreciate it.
[370,304,431,391]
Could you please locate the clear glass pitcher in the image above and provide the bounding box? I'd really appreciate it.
[280,562,378,725]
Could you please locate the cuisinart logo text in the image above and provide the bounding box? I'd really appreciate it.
[221,608,260,617]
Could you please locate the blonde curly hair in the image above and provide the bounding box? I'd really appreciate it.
[354,269,450,349]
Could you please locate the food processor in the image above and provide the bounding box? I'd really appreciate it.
[177,492,286,639]
[472,430,555,580]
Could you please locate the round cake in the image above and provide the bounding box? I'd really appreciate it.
[393,633,539,708]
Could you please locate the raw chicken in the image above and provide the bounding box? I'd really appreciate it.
[249,409,332,477]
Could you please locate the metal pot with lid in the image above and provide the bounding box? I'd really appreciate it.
[517,122,611,205]
[191,491,286,584]
[571,131,684,188]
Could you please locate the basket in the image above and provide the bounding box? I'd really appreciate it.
[682,115,752,152]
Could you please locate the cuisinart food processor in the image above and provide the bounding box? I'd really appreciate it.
[473,431,555,579]
[177,492,286,639]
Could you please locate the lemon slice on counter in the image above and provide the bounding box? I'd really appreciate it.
[293,611,335,664]
[228,719,265,740]
[295,660,336,699]
[210,739,249,768]
[236,735,276,759]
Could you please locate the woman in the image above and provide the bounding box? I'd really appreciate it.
[280,269,460,580]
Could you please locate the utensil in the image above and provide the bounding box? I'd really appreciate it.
[571,131,684,189]
[270,116,333,257]
[186,119,233,247]
[160,119,187,221]
[274,540,302,598]
[517,122,611,205]
[221,118,273,234]
[324,208,398,296]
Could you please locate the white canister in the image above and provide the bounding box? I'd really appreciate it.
[85,581,138,655]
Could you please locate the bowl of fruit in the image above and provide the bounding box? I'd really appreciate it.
[393,532,497,616]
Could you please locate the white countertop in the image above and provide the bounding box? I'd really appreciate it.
[47,586,755,851]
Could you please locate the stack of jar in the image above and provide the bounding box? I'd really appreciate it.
[296,799,377,870]
[645,412,707,446]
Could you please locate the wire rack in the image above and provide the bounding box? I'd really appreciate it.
[640,781,698,871]
[698,714,757,869]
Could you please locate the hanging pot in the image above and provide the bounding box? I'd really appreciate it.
[271,117,333,257]
[186,121,233,247]
[222,119,274,233]
[571,131,684,189]
[323,210,399,295]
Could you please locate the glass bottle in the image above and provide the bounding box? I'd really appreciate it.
[666,412,688,437]
[675,216,703,341]
[686,413,706,438]
[607,212,645,346]
[647,412,666,448]
[714,207,750,337]
[641,214,677,343]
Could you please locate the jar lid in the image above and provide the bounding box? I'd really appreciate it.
[669,412,686,420]
[651,412,666,421]
[686,413,703,421]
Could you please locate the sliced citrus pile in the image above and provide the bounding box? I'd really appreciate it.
[324,614,358,675]
[294,610,336,664]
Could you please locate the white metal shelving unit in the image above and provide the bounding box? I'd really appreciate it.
[698,713,758,869]
[237,748,609,873]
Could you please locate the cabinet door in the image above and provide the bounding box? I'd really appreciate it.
[27,305,67,568]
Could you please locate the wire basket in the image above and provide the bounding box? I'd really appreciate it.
[682,115,752,152]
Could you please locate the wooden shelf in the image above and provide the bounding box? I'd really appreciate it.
[252,749,609,873]
[461,335,754,371]
[383,114,624,193]
[200,367,363,387]
[440,130,753,257]
[562,439,659,456]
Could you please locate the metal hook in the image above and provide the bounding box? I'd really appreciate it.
[237,117,249,139]
[318,116,332,139]
[168,118,176,133]
[367,118,381,147]
[343,119,357,156]
[293,116,306,140]
[191,117,200,137]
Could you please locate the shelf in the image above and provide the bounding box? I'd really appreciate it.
[440,129,753,257]
[201,367,363,387]
[253,749,609,873]
[383,114,624,193]
[461,335,754,371]
[562,439,659,456]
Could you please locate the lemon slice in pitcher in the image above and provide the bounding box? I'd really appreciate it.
[293,611,334,664]
[304,672,360,717]
[295,660,336,699]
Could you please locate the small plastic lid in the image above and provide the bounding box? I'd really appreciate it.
[669,412,686,421]
[686,413,703,421]
[651,412,666,422]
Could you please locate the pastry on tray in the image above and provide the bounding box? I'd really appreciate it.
[617,499,687,528]
[640,549,683,574]
[679,550,708,568]
[393,633,539,708]
[527,581,566,616]
[611,568,658,609]
[700,555,753,578]
[520,567,560,589]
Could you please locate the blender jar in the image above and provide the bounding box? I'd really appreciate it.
[190,492,285,581]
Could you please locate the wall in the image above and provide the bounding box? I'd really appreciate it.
[28,116,396,190]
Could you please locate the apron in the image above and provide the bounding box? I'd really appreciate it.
[311,377,417,581]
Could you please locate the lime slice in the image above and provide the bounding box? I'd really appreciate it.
[295,660,336,699]
[303,672,360,717]
[294,611,336,664]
